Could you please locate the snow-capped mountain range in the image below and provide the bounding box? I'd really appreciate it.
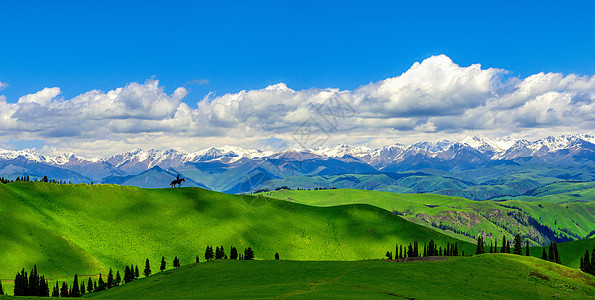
[1,133,594,193]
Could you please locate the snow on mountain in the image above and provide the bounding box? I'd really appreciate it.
[311,144,372,158]
[461,135,518,155]
[0,149,47,162]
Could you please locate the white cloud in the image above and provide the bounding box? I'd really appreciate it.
[0,82,8,91]
[0,55,594,155]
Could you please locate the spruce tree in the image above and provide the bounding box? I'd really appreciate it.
[220,246,226,259]
[52,282,59,297]
[386,251,392,260]
[230,247,238,260]
[135,265,140,278]
[513,234,523,255]
[144,259,151,276]
[160,256,166,272]
[196,255,200,263]
[97,274,106,291]
[244,247,255,260]
[501,236,507,253]
[413,241,419,257]
[116,270,121,286]
[107,268,114,288]
[554,243,561,264]
[60,282,69,297]
[475,235,485,255]
[124,266,133,283]
[173,257,180,267]
[72,275,81,297]
[525,239,530,256]
[548,242,555,262]
[80,281,85,295]
[87,277,93,293]
[0,279,3,295]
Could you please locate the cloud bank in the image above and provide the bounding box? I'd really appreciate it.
[1,55,594,156]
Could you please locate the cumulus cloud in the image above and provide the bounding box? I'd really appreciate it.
[0,55,594,155]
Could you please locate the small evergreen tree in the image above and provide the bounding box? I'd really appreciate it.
[80,281,85,296]
[144,259,151,277]
[107,268,114,288]
[205,246,214,261]
[60,282,69,297]
[160,256,166,272]
[173,257,180,268]
[475,235,485,255]
[230,247,238,260]
[196,255,200,263]
[525,239,530,256]
[548,242,555,263]
[87,277,93,293]
[385,251,392,260]
[97,274,106,291]
[275,252,280,260]
[554,243,561,264]
[124,266,133,283]
[52,282,59,297]
[115,270,121,286]
[72,275,81,297]
[244,247,255,260]
[501,236,507,253]
[0,279,3,295]
[135,265,140,278]
[513,234,523,255]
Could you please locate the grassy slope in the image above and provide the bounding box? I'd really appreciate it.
[84,255,595,299]
[261,189,595,249]
[0,182,476,282]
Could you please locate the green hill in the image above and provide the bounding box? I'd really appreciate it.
[0,182,475,283]
[80,255,595,299]
[260,189,595,249]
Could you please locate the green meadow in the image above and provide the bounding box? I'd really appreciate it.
[81,255,595,299]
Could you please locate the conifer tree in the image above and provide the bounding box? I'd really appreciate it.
[220,246,226,259]
[554,243,561,264]
[116,270,121,286]
[72,275,81,297]
[548,242,555,262]
[52,282,59,297]
[386,251,392,260]
[160,256,166,272]
[413,241,419,257]
[94,281,97,292]
[525,239,530,256]
[135,265,140,278]
[489,242,493,253]
[399,245,403,259]
[80,281,85,296]
[244,247,255,260]
[501,236,507,253]
[275,252,280,260]
[407,243,413,258]
[124,266,133,283]
[87,277,93,294]
[205,246,214,261]
[173,257,180,267]
[230,247,238,260]
[60,282,69,297]
[107,268,114,288]
[196,255,200,263]
[144,259,151,276]
[0,279,3,295]
[454,243,459,256]
[97,274,106,291]
[475,235,485,255]
[513,234,523,255]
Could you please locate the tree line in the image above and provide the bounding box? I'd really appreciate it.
[386,240,460,260]
[5,245,258,297]
[475,233,562,264]
[0,174,73,184]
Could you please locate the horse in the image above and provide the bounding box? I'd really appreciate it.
[170,178,185,188]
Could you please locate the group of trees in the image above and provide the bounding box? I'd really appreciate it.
[205,245,255,261]
[13,266,50,296]
[387,240,460,260]
[580,247,595,275]
[475,234,532,256]
[474,234,564,265]
[0,174,73,184]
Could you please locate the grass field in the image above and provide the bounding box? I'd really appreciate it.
[260,189,595,248]
[70,255,595,299]
[0,182,476,285]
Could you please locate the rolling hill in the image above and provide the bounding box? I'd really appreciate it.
[0,181,476,282]
[260,189,595,251]
[79,256,595,299]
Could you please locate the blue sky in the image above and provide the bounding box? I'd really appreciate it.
[0,1,594,155]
